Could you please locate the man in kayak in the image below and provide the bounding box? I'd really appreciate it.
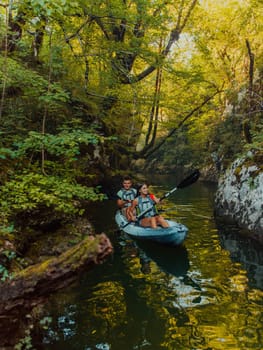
[130,183,169,228]
[117,176,137,221]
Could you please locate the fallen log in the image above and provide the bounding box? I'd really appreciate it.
[0,233,113,314]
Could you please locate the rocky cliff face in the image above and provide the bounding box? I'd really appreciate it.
[215,152,263,243]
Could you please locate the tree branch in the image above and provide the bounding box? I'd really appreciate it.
[142,89,222,158]
[121,0,198,84]
[65,16,95,41]
[180,0,198,31]
[245,39,254,102]
[94,16,111,40]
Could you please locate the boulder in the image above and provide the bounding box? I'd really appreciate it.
[215,151,263,243]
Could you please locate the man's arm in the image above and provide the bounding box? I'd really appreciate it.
[117,198,132,208]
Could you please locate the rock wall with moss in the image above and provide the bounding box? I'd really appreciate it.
[215,151,263,243]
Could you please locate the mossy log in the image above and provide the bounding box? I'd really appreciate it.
[0,233,113,314]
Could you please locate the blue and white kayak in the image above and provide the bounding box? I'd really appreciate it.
[115,210,188,246]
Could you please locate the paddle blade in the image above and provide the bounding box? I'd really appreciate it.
[177,169,200,189]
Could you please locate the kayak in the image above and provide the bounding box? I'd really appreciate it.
[115,210,188,246]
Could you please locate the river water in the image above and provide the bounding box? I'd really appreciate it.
[33,177,263,349]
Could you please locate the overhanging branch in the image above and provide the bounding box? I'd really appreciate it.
[141,89,223,159]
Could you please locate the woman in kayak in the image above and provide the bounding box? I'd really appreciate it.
[128,183,169,229]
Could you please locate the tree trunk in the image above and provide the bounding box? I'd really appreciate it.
[144,66,163,149]
[6,6,25,52]
[243,39,254,144]
[0,233,112,314]
[140,90,222,158]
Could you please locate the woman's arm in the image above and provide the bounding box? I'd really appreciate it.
[150,194,160,204]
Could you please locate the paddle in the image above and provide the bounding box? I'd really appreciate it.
[120,169,200,229]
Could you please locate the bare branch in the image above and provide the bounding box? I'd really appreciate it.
[142,89,223,158]
[94,16,111,40]
[180,0,198,31]
[245,39,254,100]
[175,0,186,30]
[65,16,95,41]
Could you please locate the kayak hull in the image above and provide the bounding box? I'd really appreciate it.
[115,210,188,246]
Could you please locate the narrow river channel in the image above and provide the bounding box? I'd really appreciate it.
[33,176,263,349]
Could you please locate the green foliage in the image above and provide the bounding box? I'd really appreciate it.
[0,264,12,282]
[244,122,263,152]
[1,0,262,186]
[0,55,70,142]
[1,249,16,260]
[39,316,53,330]
[0,173,106,217]
[0,147,17,160]
[14,129,100,159]
[0,55,70,109]
[0,250,16,281]
[14,329,33,350]
[0,56,47,95]
[0,223,14,235]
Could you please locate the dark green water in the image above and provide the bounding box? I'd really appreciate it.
[34,178,263,349]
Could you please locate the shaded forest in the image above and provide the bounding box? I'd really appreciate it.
[0,0,262,280]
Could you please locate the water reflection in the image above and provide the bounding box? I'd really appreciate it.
[218,225,263,289]
[31,180,263,350]
[122,236,190,277]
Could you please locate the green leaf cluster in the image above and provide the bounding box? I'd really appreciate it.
[0,147,17,160]
[14,329,33,350]
[14,129,100,159]
[244,122,263,152]
[0,250,16,281]
[0,264,13,282]
[0,173,106,217]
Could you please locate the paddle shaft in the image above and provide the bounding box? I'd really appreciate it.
[159,186,178,201]
[120,169,200,229]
